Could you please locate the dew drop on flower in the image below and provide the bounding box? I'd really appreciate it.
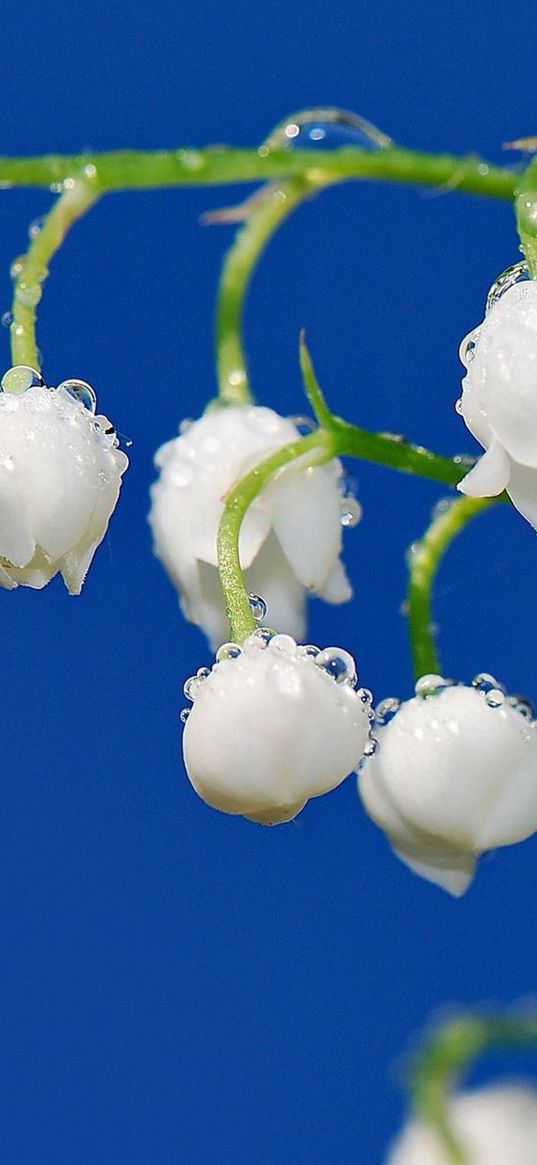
[1,312,12,329]
[357,687,374,705]
[248,593,267,621]
[415,674,453,698]
[340,497,362,527]
[315,646,357,685]
[59,379,97,413]
[251,627,276,648]
[9,257,25,281]
[289,414,316,435]
[269,634,297,656]
[508,694,535,720]
[485,260,528,314]
[363,737,379,757]
[472,672,506,695]
[179,708,190,724]
[1,366,45,394]
[485,688,505,708]
[375,696,401,725]
[215,642,242,662]
[298,644,321,658]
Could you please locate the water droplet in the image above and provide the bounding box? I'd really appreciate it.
[363,737,379,757]
[215,642,242,662]
[14,281,42,308]
[1,312,12,329]
[314,646,357,685]
[58,378,97,413]
[1,366,44,394]
[453,454,476,467]
[459,328,480,369]
[340,497,362,527]
[289,414,317,436]
[179,418,194,434]
[183,667,211,701]
[269,634,297,656]
[485,688,505,708]
[49,181,65,194]
[455,398,464,415]
[415,674,453,698]
[375,696,401,725]
[379,431,406,443]
[486,261,529,314]
[28,216,46,240]
[432,498,453,521]
[472,673,506,695]
[243,627,277,652]
[357,687,374,705]
[298,644,321,658]
[248,594,267,621]
[179,708,190,724]
[508,694,535,720]
[405,541,420,567]
[266,108,393,153]
[9,256,25,281]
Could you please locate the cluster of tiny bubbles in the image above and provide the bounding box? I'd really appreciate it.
[415,674,456,698]
[486,260,528,315]
[375,696,402,726]
[248,593,267,622]
[265,108,393,154]
[215,642,242,663]
[0,366,44,394]
[59,378,97,413]
[314,647,358,686]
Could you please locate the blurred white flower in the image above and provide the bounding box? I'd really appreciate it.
[0,375,128,593]
[149,405,355,648]
[387,1084,537,1165]
[457,280,537,530]
[182,633,371,824]
[358,678,537,896]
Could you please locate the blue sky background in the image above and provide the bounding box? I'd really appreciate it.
[1,2,537,1161]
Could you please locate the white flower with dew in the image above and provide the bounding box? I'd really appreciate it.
[0,371,128,593]
[358,677,537,896]
[182,633,371,824]
[148,405,355,648]
[457,280,537,530]
[387,1084,537,1165]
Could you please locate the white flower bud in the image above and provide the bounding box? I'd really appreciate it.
[149,406,354,648]
[358,682,537,896]
[457,281,537,530]
[182,633,371,824]
[0,380,128,593]
[387,1085,537,1165]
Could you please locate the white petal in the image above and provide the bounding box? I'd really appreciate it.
[457,439,511,498]
[316,556,353,604]
[392,842,476,898]
[270,458,344,591]
[505,461,537,532]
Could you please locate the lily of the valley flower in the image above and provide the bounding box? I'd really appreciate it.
[358,678,537,896]
[387,1085,537,1165]
[0,374,128,593]
[457,280,537,530]
[149,405,355,648]
[182,632,371,824]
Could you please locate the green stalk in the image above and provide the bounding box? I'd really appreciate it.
[0,146,516,200]
[406,494,495,680]
[9,177,99,372]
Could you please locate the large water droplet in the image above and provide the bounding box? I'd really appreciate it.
[485,688,505,708]
[340,496,362,527]
[215,642,242,662]
[315,646,357,685]
[269,634,297,657]
[248,593,267,621]
[472,672,506,695]
[375,696,401,725]
[58,378,97,413]
[415,674,453,698]
[1,366,44,394]
[486,261,528,314]
[266,108,393,153]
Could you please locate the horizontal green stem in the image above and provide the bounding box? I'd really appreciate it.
[334,418,472,487]
[411,1013,537,1165]
[406,494,495,679]
[10,177,99,371]
[217,429,336,643]
[0,146,516,200]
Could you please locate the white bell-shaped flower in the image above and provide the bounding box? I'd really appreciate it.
[358,679,537,896]
[182,633,371,824]
[457,280,537,529]
[0,374,128,593]
[149,405,354,648]
[387,1085,537,1165]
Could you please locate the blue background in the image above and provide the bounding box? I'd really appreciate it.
[1,2,537,1161]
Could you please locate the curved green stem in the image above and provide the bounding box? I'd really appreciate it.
[9,177,99,372]
[406,494,496,680]
[410,1013,537,1165]
[0,145,516,200]
[217,428,336,642]
[215,176,330,403]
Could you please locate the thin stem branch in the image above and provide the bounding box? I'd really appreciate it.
[9,177,100,372]
[217,428,336,643]
[0,146,517,199]
[406,494,495,680]
[215,176,328,403]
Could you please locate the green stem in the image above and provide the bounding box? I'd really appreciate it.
[410,1013,537,1165]
[334,418,473,487]
[215,176,330,404]
[217,428,336,643]
[9,177,99,372]
[0,146,516,200]
[406,494,495,680]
